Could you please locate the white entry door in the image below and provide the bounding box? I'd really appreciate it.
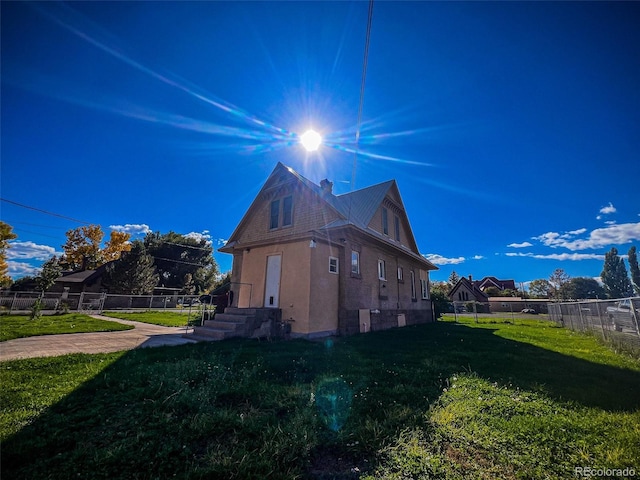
[264,255,282,308]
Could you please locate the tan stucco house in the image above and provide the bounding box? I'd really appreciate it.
[218,162,437,338]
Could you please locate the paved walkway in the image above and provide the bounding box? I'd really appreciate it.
[0,315,197,362]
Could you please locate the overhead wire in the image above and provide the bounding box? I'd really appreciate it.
[350,0,375,193]
[1,197,91,225]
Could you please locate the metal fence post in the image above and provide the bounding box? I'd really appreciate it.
[595,300,607,340]
[630,298,640,337]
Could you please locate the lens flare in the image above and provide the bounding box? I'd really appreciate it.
[300,129,322,152]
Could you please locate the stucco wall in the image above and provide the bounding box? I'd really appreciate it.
[235,241,312,335]
[307,241,341,336]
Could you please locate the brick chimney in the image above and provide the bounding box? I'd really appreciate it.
[320,179,333,195]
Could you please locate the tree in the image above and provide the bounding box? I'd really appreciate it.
[0,221,18,287]
[548,268,571,300]
[484,286,501,297]
[562,277,605,300]
[430,281,452,318]
[628,246,640,296]
[528,279,552,298]
[37,256,62,291]
[144,231,218,293]
[103,231,133,263]
[61,225,131,270]
[447,271,460,289]
[601,247,633,299]
[102,240,159,294]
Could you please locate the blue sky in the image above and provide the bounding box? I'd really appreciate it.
[2,1,639,288]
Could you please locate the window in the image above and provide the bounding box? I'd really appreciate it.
[351,251,360,275]
[410,271,417,300]
[378,259,386,280]
[329,256,339,274]
[282,196,293,227]
[397,266,404,281]
[394,216,400,241]
[270,196,293,229]
[420,270,428,299]
[382,207,389,235]
[270,199,280,229]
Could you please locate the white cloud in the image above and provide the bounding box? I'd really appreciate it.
[472,255,484,260]
[185,231,213,245]
[506,252,605,261]
[423,254,466,265]
[599,202,616,215]
[6,241,59,260]
[507,241,533,248]
[109,224,151,235]
[532,222,640,251]
[605,221,616,225]
[7,260,42,278]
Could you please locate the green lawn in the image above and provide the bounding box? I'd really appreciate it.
[2,317,639,479]
[101,310,201,327]
[0,314,133,342]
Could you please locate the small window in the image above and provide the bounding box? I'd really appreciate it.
[351,251,360,275]
[378,259,386,280]
[410,271,416,300]
[329,256,339,274]
[420,270,428,299]
[382,207,389,235]
[397,266,404,281]
[270,199,280,229]
[394,216,400,241]
[282,196,293,226]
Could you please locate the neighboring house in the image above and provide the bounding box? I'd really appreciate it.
[219,162,438,338]
[473,276,517,292]
[448,276,489,304]
[50,265,108,294]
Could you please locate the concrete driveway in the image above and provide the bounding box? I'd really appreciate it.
[0,315,197,362]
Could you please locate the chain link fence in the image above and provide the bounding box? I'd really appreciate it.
[548,297,640,353]
[0,291,213,316]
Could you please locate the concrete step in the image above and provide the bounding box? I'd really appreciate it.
[224,307,260,315]
[214,313,253,323]
[203,319,244,330]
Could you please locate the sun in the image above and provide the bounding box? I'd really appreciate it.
[300,129,322,152]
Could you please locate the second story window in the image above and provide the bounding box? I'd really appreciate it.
[394,215,400,241]
[270,195,293,230]
[329,256,339,274]
[382,207,389,235]
[282,196,293,226]
[270,199,280,229]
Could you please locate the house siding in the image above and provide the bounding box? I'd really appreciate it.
[237,185,341,245]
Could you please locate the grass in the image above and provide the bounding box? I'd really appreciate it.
[0,314,133,342]
[101,310,202,327]
[2,316,639,479]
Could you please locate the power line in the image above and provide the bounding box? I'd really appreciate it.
[350,0,374,193]
[1,198,90,225]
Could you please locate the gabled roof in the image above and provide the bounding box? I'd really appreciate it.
[449,277,490,302]
[474,276,517,291]
[220,162,436,270]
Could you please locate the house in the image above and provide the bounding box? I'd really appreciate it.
[50,265,109,294]
[217,162,437,338]
[448,276,489,304]
[473,276,517,293]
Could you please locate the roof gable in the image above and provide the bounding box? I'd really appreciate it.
[220,163,436,270]
[449,277,489,301]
